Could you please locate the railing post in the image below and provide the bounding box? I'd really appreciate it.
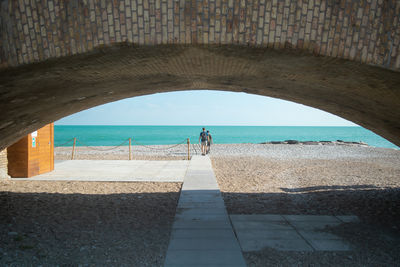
[187,138,190,160]
[129,138,132,160]
[71,138,76,160]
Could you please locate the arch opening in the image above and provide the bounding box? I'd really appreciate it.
[55,90,398,149]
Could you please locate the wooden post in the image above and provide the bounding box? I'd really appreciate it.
[71,138,76,160]
[187,138,190,160]
[129,138,132,160]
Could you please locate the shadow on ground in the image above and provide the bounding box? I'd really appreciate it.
[1,187,399,266]
[0,191,180,266]
[280,184,380,192]
[222,187,400,228]
[242,219,400,267]
[222,187,400,266]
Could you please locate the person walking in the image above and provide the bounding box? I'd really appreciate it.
[206,130,213,154]
[199,127,208,156]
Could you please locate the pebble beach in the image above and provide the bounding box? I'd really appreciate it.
[54,142,400,160]
[2,143,399,266]
[55,143,400,265]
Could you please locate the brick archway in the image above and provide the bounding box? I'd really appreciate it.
[0,45,399,149]
[0,0,399,149]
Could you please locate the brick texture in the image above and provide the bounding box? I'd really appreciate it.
[0,0,399,70]
[0,1,399,150]
[0,45,399,151]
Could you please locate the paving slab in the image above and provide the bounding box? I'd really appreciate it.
[307,239,351,251]
[178,197,225,203]
[288,221,343,230]
[177,202,226,209]
[164,156,246,267]
[175,214,229,221]
[336,215,360,223]
[168,238,242,250]
[231,214,356,252]
[175,208,228,216]
[239,239,314,252]
[12,160,189,182]
[178,201,224,206]
[171,229,235,239]
[232,220,293,230]
[164,250,246,266]
[179,197,223,203]
[165,265,243,267]
[230,214,285,222]
[172,220,232,229]
[179,194,225,201]
[283,215,341,223]
[180,190,221,195]
[181,184,220,190]
[236,229,303,240]
[298,230,342,240]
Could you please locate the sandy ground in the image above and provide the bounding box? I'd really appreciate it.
[0,181,181,266]
[211,155,400,266]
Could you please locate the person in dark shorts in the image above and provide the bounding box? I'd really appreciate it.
[198,127,208,156]
[206,130,212,154]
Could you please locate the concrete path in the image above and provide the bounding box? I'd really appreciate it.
[164,156,246,267]
[12,160,189,182]
[231,214,359,252]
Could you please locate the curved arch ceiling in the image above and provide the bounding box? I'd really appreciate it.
[0,46,399,149]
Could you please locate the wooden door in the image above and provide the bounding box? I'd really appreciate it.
[7,137,29,177]
[38,123,54,174]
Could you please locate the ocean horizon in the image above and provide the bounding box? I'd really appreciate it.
[54,125,399,149]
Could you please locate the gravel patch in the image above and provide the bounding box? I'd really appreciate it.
[0,181,181,266]
[56,143,400,161]
[210,143,399,160]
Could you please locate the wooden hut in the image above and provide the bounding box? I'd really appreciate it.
[7,123,54,178]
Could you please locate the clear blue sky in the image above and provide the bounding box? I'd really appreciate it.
[56,90,356,126]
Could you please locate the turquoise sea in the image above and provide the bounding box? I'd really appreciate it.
[54,126,398,149]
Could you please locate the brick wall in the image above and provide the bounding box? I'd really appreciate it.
[0,0,399,149]
[0,0,399,70]
[0,149,9,179]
